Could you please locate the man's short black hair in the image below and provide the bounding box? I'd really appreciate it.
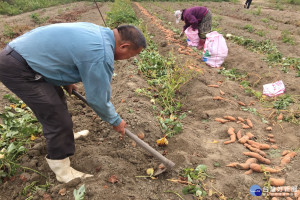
[117,25,147,49]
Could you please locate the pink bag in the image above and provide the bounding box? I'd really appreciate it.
[263,80,285,97]
[202,31,228,68]
[184,27,200,47]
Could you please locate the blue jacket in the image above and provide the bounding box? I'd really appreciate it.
[9,22,122,126]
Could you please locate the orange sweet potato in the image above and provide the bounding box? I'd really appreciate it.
[243,152,271,165]
[250,163,281,173]
[246,119,253,128]
[244,143,267,157]
[236,158,257,170]
[224,127,236,144]
[224,116,236,121]
[215,118,229,124]
[236,130,242,140]
[280,152,297,167]
[237,117,245,122]
[270,178,285,187]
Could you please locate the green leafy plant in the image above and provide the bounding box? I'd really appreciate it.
[281,30,295,45]
[273,95,294,110]
[0,94,42,182]
[30,13,49,24]
[255,30,265,37]
[219,68,248,81]
[106,0,138,28]
[74,184,86,200]
[3,24,16,39]
[243,24,254,33]
[181,165,213,198]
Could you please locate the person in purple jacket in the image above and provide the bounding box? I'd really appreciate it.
[175,6,212,49]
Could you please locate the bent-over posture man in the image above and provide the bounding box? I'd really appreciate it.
[0,22,146,183]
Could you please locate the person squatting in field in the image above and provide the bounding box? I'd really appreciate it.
[0,22,146,183]
[244,0,252,9]
[174,6,212,50]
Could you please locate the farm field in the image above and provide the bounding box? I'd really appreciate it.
[0,0,300,199]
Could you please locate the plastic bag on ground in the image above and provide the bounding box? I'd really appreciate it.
[185,27,200,47]
[202,31,228,68]
[263,80,285,97]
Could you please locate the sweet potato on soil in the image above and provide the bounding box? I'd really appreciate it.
[244,169,253,175]
[237,117,245,122]
[237,101,246,106]
[243,152,271,164]
[226,162,239,167]
[213,96,224,100]
[281,150,290,156]
[277,113,283,120]
[270,178,285,186]
[224,127,236,144]
[215,118,229,123]
[268,138,276,143]
[236,130,242,140]
[244,143,267,157]
[246,119,253,128]
[249,163,281,173]
[242,124,251,129]
[266,126,272,131]
[224,116,236,121]
[238,133,253,144]
[236,158,257,170]
[280,151,297,167]
[247,140,270,150]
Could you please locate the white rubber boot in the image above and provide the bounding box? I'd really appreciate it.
[46,157,93,183]
[74,130,90,140]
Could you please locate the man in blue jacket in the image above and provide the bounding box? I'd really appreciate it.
[0,22,146,183]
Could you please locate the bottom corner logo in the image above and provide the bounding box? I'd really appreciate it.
[250,184,262,196]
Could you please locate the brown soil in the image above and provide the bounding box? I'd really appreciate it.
[0,1,299,200]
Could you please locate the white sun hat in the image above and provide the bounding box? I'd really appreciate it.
[174,10,182,24]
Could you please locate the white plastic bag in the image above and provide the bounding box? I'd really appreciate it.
[185,27,200,47]
[263,80,285,97]
[202,31,228,68]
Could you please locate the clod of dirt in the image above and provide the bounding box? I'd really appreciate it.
[108,175,118,184]
[160,41,168,47]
